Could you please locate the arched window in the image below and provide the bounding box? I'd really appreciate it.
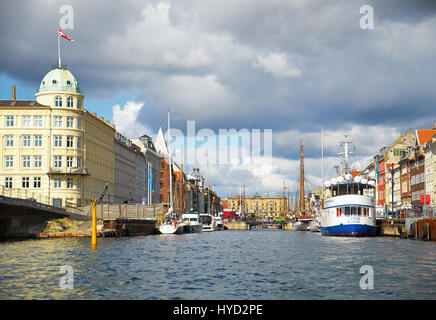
[55,96,62,107]
[77,98,81,109]
[67,97,73,108]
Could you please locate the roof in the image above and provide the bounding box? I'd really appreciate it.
[0,100,47,107]
[38,66,80,94]
[154,127,169,157]
[416,129,436,146]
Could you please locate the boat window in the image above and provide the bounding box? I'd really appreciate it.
[190,218,197,222]
[351,206,357,215]
[344,207,350,216]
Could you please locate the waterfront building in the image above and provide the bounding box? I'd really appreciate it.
[227,194,288,218]
[423,128,436,211]
[154,126,189,213]
[134,134,161,205]
[186,168,205,213]
[393,163,401,212]
[204,185,221,215]
[114,132,137,203]
[0,67,115,207]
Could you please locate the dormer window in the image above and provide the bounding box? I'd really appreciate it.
[66,80,71,86]
[52,79,57,84]
[55,96,62,107]
[67,97,73,108]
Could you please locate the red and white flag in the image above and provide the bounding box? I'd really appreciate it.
[58,28,74,42]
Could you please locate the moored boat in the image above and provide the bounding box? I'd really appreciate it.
[307,217,321,232]
[199,213,214,232]
[212,216,224,231]
[320,136,377,237]
[292,220,308,231]
[182,211,203,233]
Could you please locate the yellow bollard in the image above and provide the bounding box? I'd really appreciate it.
[91,199,97,249]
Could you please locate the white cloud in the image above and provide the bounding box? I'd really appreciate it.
[253,53,302,78]
[112,101,152,138]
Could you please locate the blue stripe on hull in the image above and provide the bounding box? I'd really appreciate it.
[321,224,377,236]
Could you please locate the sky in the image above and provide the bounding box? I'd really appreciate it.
[1,0,435,199]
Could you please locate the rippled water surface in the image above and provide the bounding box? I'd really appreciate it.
[0,230,435,299]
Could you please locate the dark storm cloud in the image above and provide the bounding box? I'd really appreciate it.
[0,0,435,157]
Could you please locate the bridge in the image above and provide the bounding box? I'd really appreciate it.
[0,187,88,238]
[0,187,165,238]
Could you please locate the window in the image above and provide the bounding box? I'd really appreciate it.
[66,117,73,128]
[66,136,73,148]
[76,157,81,168]
[77,137,81,149]
[53,178,62,188]
[54,116,62,127]
[55,96,62,107]
[54,156,62,168]
[6,116,14,127]
[351,206,358,215]
[5,177,12,188]
[66,178,73,188]
[67,97,73,108]
[77,178,81,190]
[34,156,42,168]
[66,156,73,168]
[23,136,31,147]
[54,136,62,147]
[5,156,13,168]
[6,136,14,147]
[34,116,43,127]
[22,177,30,188]
[22,116,31,127]
[34,135,42,147]
[33,177,41,188]
[76,118,81,129]
[22,156,31,168]
[77,98,81,109]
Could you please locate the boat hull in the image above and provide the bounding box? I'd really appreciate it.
[202,224,214,232]
[321,224,377,236]
[321,194,376,237]
[158,222,184,234]
[182,224,203,233]
[292,222,308,231]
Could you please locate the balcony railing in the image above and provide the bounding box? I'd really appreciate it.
[48,167,89,175]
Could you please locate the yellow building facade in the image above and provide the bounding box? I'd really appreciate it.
[227,195,288,217]
[0,66,115,207]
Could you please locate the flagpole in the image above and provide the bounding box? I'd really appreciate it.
[58,28,61,68]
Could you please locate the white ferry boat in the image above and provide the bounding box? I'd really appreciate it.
[321,136,377,237]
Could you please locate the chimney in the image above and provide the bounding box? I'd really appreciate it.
[11,85,16,100]
[433,121,436,130]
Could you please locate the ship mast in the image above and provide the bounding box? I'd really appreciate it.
[339,134,355,174]
[167,110,173,216]
[300,139,305,217]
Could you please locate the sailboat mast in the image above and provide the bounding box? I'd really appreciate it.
[180,148,183,215]
[300,140,305,216]
[167,110,173,213]
[321,127,324,211]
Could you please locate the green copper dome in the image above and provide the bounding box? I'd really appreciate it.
[38,67,80,93]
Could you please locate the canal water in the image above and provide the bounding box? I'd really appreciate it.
[0,230,435,300]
